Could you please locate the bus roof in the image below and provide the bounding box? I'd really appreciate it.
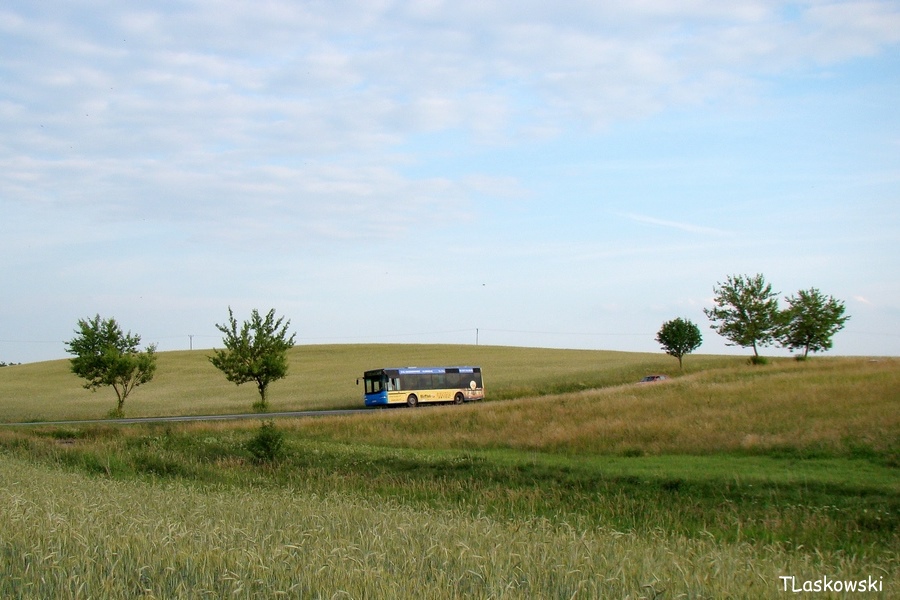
[365,366,480,376]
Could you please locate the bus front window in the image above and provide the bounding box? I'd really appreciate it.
[365,376,384,395]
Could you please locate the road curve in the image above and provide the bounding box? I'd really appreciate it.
[0,409,374,427]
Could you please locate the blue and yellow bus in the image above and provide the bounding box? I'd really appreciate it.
[360,366,484,407]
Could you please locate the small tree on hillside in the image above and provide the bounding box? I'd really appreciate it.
[656,317,703,370]
[778,288,850,359]
[209,307,296,412]
[65,315,157,418]
[704,273,780,363]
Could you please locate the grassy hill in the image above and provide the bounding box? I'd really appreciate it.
[0,343,744,422]
[0,346,897,597]
[1,345,895,463]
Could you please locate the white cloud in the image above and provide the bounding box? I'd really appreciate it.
[7,1,899,162]
[620,213,733,237]
[803,1,900,61]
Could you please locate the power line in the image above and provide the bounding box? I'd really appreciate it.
[295,329,475,341]
[480,328,651,337]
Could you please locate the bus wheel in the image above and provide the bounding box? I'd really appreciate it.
[453,392,464,405]
[406,394,418,407]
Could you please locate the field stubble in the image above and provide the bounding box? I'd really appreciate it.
[0,344,736,422]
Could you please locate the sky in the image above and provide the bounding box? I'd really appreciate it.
[2,0,899,364]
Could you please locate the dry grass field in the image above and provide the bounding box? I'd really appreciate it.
[289,355,899,459]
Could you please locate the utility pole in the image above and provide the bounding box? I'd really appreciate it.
[189,334,193,351]
[476,328,479,346]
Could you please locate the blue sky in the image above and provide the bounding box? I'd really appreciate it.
[2,0,899,363]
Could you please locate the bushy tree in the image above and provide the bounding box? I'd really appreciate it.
[778,288,849,358]
[656,317,702,370]
[209,307,296,411]
[704,273,780,362]
[65,315,157,417]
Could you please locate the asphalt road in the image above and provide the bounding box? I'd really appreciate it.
[0,409,374,427]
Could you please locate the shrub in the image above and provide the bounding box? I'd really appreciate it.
[245,420,285,463]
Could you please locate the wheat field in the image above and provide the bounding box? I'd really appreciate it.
[0,454,888,599]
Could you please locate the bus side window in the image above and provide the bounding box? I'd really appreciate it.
[388,377,400,391]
